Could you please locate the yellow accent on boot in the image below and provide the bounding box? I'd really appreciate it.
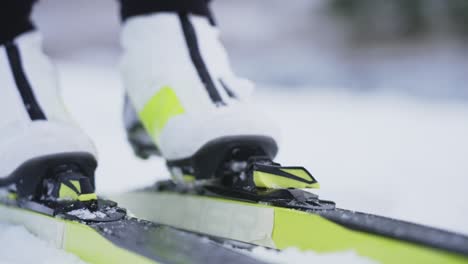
[7,192,17,201]
[59,181,82,200]
[78,193,98,202]
[182,175,196,183]
[253,171,320,189]
[139,86,185,144]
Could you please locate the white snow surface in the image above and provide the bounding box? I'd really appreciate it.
[251,247,377,264]
[1,57,468,263]
[0,223,86,264]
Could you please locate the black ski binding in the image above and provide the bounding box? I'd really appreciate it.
[0,153,126,222]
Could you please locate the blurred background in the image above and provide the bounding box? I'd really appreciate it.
[29,0,468,234]
[33,0,468,99]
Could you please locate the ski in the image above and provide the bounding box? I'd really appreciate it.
[110,158,468,264]
[0,153,267,264]
[0,195,268,264]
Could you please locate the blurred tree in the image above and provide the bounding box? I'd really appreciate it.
[398,0,426,37]
[327,0,468,42]
[446,0,468,37]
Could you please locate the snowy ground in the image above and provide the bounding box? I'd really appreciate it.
[0,223,86,264]
[1,57,468,263]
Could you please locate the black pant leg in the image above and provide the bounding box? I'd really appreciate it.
[118,0,215,25]
[0,0,37,45]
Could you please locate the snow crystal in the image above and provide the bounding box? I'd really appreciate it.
[102,227,113,235]
[67,209,106,220]
[67,209,97,220]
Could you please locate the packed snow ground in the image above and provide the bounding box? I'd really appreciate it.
[1,59,467,263]
[0,223,86,264]
[251,247,376,264]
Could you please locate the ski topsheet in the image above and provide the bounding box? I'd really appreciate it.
[0,200,267,264]
[110,184,468,264]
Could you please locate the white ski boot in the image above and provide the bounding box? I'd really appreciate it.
[120,13,280,182]
[0,31,97,192]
